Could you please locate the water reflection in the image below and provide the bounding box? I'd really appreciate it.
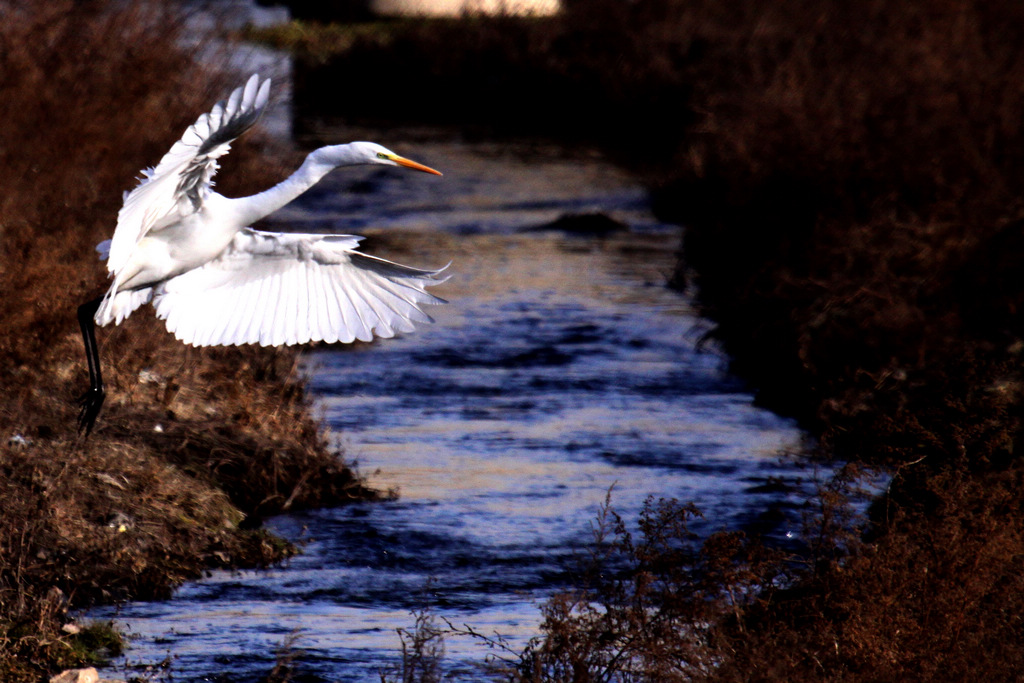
[92,139,808,682]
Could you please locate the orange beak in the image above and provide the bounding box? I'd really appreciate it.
[390,154,443,176]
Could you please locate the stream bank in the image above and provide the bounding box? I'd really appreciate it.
[247,2,1024,678]
[0,4,375,680]
[91,135,813,682]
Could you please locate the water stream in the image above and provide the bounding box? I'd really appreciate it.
[88,134,817,682]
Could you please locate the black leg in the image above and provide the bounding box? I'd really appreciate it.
[77,297,105,436]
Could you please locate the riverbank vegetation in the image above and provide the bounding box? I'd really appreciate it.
[0,3,374,680]
[258,0,1024,679]
[5,0,1023,679]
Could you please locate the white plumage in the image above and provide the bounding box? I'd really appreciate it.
[94,73,446,347]
[154,231,439,347]
[76,74,446,434]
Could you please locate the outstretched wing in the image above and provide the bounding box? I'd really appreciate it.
[104,74,272,276]
[152,229,448,347]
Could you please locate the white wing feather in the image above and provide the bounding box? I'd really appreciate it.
[105,74,271,276]
[152,229,447,347]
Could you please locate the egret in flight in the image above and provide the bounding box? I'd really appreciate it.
[78,74,446,434]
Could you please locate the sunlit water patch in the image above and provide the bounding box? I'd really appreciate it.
[92,137,813,681]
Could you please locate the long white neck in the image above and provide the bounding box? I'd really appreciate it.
[229,144,366,227]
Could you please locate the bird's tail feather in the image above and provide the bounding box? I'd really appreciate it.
[94,285,153,327]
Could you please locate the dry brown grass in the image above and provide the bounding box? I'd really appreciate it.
[642,1,1024,679]
[507,496,784,683]
[0,2,374,679]
[264,1,1024,680]
[12,1,1017,680]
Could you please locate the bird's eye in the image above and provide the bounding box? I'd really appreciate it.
[377,152,389,160]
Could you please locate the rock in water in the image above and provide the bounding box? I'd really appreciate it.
[49,668,99,683]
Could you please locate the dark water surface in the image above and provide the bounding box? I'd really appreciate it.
[91,138,811,681]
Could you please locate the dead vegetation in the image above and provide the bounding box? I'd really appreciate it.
[6,0,1024,679]
[0,2,374,680]
[262,0,1024,679]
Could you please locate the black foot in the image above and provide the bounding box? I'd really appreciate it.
[78,386,106,436]
[78,296,105,437]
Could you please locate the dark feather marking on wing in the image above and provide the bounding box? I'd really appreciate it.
[175,94,267,209]
[196,100,265,157]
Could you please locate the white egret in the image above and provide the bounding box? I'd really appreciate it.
[78,74,446,434]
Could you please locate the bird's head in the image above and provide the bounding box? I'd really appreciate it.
[346,141,443,175]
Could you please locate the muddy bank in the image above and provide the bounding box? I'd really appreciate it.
[0,3,375,680]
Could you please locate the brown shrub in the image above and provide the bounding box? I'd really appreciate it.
[284,1,1024,679]
[509,495,785,683]
[655,1,1024,679]
[0,2,372,679]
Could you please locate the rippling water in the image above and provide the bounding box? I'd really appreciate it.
[92,138,811,682]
